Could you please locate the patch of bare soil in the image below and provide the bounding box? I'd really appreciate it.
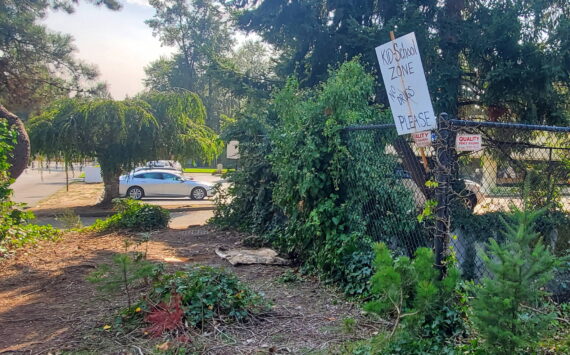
[0,228,385,354]
[30,182,104,216]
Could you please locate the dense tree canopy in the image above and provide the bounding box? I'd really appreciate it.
[0,0,121,118]
[145,0,237,129]
[29,91,221,204]
[224,0,570,124]
[147,0,233,93]
[144,1,279,130]
[0,0,121,179]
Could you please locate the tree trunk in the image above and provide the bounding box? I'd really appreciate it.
[437,0,465,116]
[393,136,430,199]
[100,165,121,207]
[0,104,30,179]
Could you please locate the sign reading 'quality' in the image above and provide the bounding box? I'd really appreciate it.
[455,134,482,151]
[375,32,437,135]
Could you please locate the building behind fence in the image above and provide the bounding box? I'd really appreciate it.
[342,115,570,296]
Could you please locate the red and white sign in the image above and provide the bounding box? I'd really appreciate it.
[456,134,482,151]
[412,131,432,147]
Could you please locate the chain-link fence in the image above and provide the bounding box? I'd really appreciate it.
[342,116,570,292]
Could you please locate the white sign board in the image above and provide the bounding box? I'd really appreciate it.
[227,140,240,159]
[375,32,437,135]
[456,134,482,151]
[412,131,432,147]
[84,166,102,183]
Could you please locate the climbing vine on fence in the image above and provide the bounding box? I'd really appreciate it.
[275,60,422,293]
[269,61,379,294]
[214,59,424,295]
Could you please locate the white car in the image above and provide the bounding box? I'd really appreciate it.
[119,169,214,200]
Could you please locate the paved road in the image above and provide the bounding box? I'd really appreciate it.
[10,168,68,207]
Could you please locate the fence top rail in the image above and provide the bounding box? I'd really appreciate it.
[342,119,570,133]
[450,119,570,133]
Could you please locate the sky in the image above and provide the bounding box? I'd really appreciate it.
[43,0,175,99]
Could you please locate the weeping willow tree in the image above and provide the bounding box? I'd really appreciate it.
[29,91,221,205]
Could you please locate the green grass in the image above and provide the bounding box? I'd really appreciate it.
[183,168,234,174]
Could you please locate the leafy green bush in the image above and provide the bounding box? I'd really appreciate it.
[0,117,60,256]
[0,119,16,200]
[470,209,565,354]
[144,265,268,328]
[0,201,61,255]
[363,243,464,354]
[269,60,423,295]
[92,198,170,231]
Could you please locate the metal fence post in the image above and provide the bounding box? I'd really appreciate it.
[434,113,454,277]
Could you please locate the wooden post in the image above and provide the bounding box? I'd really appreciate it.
[65,158,69,192]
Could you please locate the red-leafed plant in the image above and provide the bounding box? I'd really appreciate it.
[144,293,185,337]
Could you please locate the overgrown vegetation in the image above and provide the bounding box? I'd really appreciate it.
[213,60,423,296]
[3,0,569,351]
[91,199,170,232]
[0,204,60,256]
[90,249,268,338]
[335,209,568,354]
[143,266,268,330]
[360,243,464,354]
[0,119,59,257]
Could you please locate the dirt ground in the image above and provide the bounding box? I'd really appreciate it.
[31,182,104,213]
[0,227,384,354]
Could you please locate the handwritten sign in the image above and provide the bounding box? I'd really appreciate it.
[456,134,482,151]
[412,131,432,147]
[375,32,437,135]
[227,140,240,159]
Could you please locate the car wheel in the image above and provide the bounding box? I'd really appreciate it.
[190,187,207,200]
[127,186,144,200]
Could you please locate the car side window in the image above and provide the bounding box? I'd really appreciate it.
[134,174,145,179]
[162,173,179,181]
[145,172,163,180]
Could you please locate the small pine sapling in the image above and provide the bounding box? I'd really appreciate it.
[471,209,564,354]
[88,240,156,308]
